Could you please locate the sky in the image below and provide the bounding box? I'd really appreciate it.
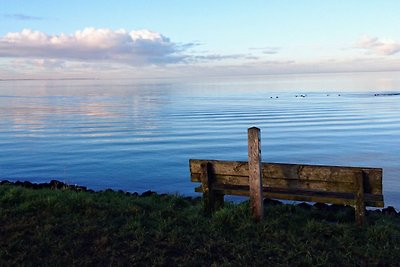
[1,0,400,79]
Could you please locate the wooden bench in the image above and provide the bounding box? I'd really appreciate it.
[189,128,384,225]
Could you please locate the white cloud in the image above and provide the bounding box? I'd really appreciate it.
[0,28,188,65]
[357,36,400,56]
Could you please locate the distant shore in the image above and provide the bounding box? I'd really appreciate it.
[1,180,400,266]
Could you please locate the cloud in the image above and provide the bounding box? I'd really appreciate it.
[249,46,280,54]
[11,58,66,69]
[192,54,250,61]
[357,36,400,56]
[0,28,189,65]
[3,13,44,21]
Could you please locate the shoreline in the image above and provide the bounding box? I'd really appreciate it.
[1,178,398,216]
[1,180,400,265]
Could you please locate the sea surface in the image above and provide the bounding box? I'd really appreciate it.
[1,72,400,207]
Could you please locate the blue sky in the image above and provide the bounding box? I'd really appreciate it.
[1,0,400,79]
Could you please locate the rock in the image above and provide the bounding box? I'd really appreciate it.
[141,190,156,197]
[263,198,282,206]
[0,180,11,185]
[49,180,66,189]
[368,209,381,215]
[329,204,346,212]
[382,206,398,216]
[313,202,329,211]
[297,202,312,210]
[74,185,87,192]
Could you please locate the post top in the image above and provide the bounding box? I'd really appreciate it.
[248,127,260,131]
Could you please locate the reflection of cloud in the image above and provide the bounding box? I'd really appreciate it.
[82,102,120,118]
[0,81,167,138]
[357,36,400,56]
[0,28,189,65]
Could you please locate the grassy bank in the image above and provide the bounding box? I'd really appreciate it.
[1,182,400,266]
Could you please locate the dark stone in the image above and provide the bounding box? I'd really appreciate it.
[382,206,398,216]
[49,180,66,189]
[36,183,47,189]
[22,181,32,188]
[297,202,312,210]
[368,209,381,215]
[75,186,87,192]
[313,202,329,211]
[0,180,11,185]
[329,204,346,212]
[131,192,139,196]
[141,190,156,197]
[263,198,282,206]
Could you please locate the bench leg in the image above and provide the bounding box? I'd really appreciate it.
[354,173,365,225]
[200,162,224,216]
[214,192,225,210]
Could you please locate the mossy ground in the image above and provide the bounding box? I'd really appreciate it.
[1,183,399,266]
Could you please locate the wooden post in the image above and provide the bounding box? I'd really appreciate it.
[200,162,224,216]
[200,162,213,216]
[248,127,264,221]
[354,172,365,225]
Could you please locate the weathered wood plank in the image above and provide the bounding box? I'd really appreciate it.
[200,162,224,216]
[248,127,264,221]
[355,172,365,225]
[192,173,356,193]
[208,184,384,207]
[194,185,383,206]
[200,162,212,216]
[190,159,381,178]
[190,159,249,177]
[263,164,361,183]
[362,168,383,195]
[190,159,383,195]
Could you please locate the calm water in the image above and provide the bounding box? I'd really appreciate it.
[1,72,400,207]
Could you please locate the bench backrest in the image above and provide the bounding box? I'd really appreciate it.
[190,159,383,207]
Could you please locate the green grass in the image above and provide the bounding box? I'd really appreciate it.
[1,184,400,266]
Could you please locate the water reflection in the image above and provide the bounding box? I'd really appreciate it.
[0,72,400,207]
